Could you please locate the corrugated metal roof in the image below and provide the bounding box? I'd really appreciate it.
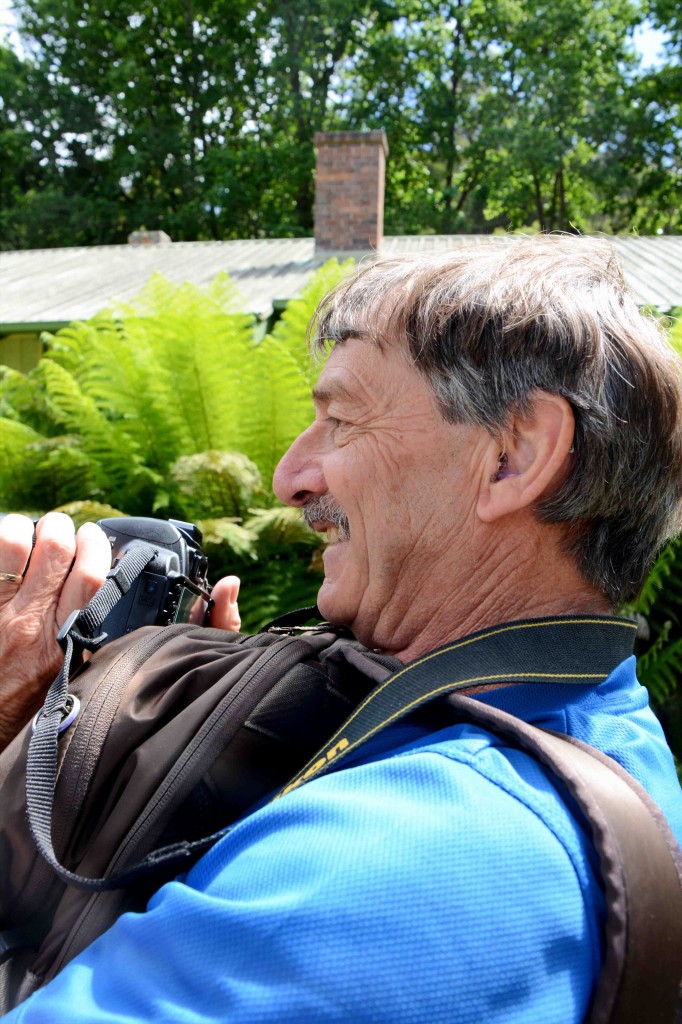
[1,234,681,330]
[0,238,321,326]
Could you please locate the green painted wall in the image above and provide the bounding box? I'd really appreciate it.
[0,334,42,372]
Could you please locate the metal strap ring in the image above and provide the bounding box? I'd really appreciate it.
[32,695,81,735]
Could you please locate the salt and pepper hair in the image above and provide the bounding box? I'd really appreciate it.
[310,236,682,606]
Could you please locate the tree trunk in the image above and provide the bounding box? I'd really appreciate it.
[443,0,464,232]
[532,171,546,231]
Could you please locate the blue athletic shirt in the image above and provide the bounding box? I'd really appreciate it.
[7,654,682,1023]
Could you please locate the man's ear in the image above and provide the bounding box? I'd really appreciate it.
[477,392,575,523]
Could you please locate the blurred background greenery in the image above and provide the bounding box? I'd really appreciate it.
[0,261,350,627]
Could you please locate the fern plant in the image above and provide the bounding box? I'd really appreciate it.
[629,537,682,780]
[0,261,351,628]
[628,312,682,776]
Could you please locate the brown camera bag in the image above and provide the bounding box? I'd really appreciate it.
[0,612,680,1023]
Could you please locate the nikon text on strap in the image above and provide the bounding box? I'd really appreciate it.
[278,615,638,795]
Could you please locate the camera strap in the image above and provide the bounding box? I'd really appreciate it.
[277,614,638,795]
[27,542,159,880]
[273,614,682,1024]
[55,542,159,654]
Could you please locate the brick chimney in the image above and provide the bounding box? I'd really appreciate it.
[314,130,389,253]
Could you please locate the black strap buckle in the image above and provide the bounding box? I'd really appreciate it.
[56,609,83,652]
[56,609,107,653]
[106,561,133,595]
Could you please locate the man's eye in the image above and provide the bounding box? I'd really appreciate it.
[326,416,352,441]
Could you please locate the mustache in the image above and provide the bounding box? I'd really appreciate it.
[302,495,350,541]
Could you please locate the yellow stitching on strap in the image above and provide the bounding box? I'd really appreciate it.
[278,617,636,797]
[306,618,634,770]
[284,670,606,790]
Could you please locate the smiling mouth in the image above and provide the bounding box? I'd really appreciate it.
[324,525,348,544]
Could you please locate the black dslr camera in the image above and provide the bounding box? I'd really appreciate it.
[95,517,212,644]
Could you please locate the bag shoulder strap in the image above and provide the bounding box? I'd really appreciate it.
[274,615,682,1024]
[440,694,682,1024]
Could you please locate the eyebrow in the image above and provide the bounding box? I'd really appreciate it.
[311,381,356,406]
[324,325,367,345]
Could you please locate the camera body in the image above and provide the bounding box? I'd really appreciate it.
[96,517,212,644]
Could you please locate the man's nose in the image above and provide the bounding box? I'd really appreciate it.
[273,425,327,507]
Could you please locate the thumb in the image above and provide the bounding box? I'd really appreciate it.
[209,575,241,632]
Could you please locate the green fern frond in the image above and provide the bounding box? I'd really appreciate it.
[201,272,251,316]
[53,500,127,529]
[32,359,153,509]
[170,451,263,520]
[234,260,354,488]
[111,274,181,319]
[0,365,58,436]
[0,366,32,418]
[234,552,323,633]
[235,338,315,490]
[0,417,45,509]
[213,505,325,629]
[196,516,258,563]
[24,436,96,509]
[637,623,682,703]
[112,275,255,456]
[45,312,196,473]
[43,318,116,377]
[243,506,323,548]
[633,538,682,618]
[265,258,355,378]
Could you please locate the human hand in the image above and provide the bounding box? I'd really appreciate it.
[0,512,112,751]
[208,575,242,632]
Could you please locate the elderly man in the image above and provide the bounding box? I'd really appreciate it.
[0,236,681,1023]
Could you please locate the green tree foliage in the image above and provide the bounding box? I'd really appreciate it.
[0,260,352,628]
[3,0,394,243]
[474,0,643,232]
[1,0,680,243]
[338,0,679,234]
[650,0,682,96]
[0,34,125,248]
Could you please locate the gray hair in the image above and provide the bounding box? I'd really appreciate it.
[310,236,682,605]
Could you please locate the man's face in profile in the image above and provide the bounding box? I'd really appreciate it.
[273,336,488,652]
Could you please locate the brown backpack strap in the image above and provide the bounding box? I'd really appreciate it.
[276,617,678,1021]
[442,693,682,1024]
